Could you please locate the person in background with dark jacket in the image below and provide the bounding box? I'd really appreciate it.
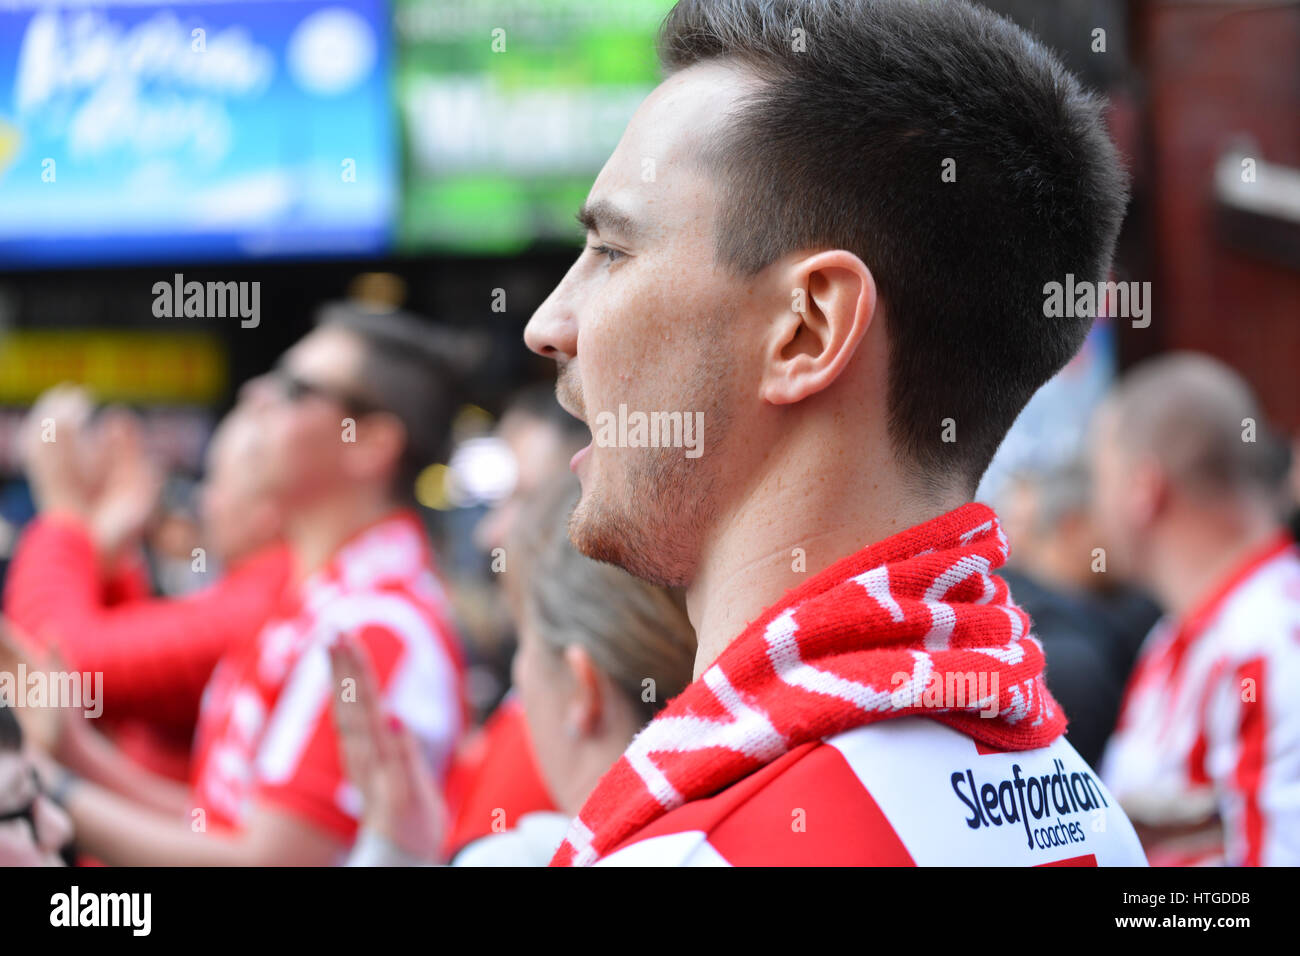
[998,461,1159,765]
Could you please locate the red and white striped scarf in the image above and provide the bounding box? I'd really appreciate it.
[550,502,1065,866]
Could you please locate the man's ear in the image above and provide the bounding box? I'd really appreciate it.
[1130,456,1169,528]
[563,644,603,738]
[760,249,878,406]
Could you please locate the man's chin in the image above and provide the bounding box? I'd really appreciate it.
[566,492,685,588]
[565,492,618,564]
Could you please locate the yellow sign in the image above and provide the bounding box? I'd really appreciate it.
[0,331,226,403]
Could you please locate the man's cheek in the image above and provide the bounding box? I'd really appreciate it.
[589,292,658,372]
[576,330,615,409]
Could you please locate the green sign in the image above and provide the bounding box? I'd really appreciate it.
[395,0,674,254]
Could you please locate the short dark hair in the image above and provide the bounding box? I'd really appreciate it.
[317,304,479,502]
[659,0,1130,492]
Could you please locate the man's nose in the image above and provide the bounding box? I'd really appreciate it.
[238,373,276,408]
[523,279,578,361]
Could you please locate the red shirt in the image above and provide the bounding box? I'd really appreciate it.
[594,719,1147,866]
[1102,533,1300,866]
[188,511,466,843]
[442,694,557,856]
[4,516,290,778]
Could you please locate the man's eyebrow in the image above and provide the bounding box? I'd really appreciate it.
[575,199,640,240]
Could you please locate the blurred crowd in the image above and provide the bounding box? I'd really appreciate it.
[0,303,1297,867]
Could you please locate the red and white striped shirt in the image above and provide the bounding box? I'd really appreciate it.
[189,511,465,846]
[553,503,1147,867]
[594,717,1146,866]
[1101,533,1300,866]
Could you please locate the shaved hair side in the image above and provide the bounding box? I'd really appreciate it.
[658,0,1130,494]
[1105,352,1283,498]
[315,303,474,502]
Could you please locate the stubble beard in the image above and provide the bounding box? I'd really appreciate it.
[566,332,731,589]
[568,435,720,588]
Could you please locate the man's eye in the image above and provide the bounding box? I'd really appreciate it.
[588,244,626,264]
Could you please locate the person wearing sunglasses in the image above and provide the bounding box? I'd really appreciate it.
[30,303,472,865]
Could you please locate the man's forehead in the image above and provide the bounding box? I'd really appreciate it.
[287,326,361,373]
[628,62,751,157]
[586,61,756,230]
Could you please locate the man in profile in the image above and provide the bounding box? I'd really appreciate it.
[33,305,468,865]
[525,0,1145,865]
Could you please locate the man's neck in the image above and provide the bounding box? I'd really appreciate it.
[685,435,965,681]
[284,487,401,583]
[1148,497,1282,622]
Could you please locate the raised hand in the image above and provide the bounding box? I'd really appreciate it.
[19,385,97,519]
[328,631,445,863]
[86,408,163,562]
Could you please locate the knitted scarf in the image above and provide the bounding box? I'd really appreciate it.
[550,502,1065,866]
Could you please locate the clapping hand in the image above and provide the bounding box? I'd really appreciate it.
[20,386,162,562]
[328,631,446,863]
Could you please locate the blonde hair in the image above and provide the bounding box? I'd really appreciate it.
[506,474,697,724]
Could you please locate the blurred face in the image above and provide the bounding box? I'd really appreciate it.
[510,615,576,814]
[240,327,369,508]
[0,753,73,866]
[999,477,1042,566]
[1088,405,1141,577]
[473,412,571,556]
[199,412,279,564]
[523,62,760,588]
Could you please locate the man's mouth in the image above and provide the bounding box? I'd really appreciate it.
[555,364,587,425]
[569,443,592,473]
[555,367,592,473]
[555,390,592,473]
